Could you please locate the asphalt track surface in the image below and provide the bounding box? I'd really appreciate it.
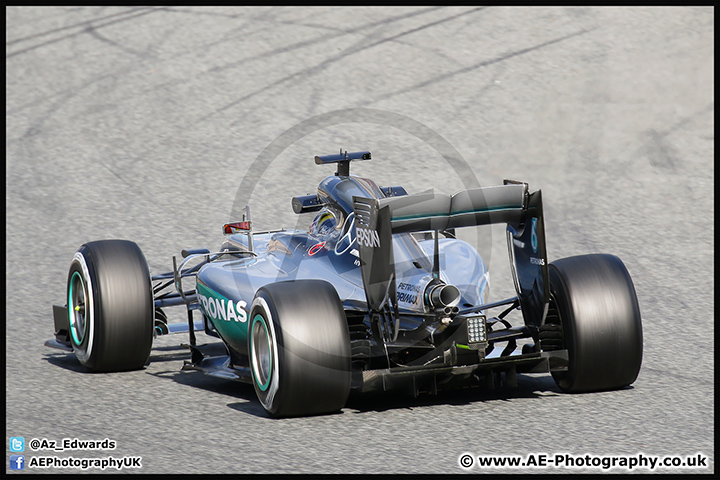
[6,6,714,474]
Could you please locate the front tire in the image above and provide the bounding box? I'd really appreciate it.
[67,240,154,372]
[547,254,643,392]
[248,280,351,417]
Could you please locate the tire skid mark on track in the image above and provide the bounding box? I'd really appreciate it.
[200,7,488,121]
[366,27,597,106]
[6,7,153,46]
[6,7,161,58]
[201,6,447,75]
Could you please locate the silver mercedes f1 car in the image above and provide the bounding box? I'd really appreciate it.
[47,151,643,417]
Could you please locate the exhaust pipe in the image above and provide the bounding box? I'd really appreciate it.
[426,282,461,313]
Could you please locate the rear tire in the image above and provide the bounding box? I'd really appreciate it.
[547,254,643,392]
[67,240,154,372]
[248,280,351,417]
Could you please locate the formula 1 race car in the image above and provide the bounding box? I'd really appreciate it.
[47,151,643,417]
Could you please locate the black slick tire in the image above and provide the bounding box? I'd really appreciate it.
[67,239,154,372]
[547,254,643,393]
[248,280,351,418]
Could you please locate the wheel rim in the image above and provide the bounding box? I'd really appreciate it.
[68,271,87,345]
[251,314,273,391]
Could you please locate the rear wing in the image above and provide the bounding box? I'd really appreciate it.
[353,181,548,326]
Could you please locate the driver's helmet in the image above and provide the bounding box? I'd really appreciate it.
[309,206,344,239]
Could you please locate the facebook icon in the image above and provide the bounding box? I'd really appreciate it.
[10,455,25,470]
